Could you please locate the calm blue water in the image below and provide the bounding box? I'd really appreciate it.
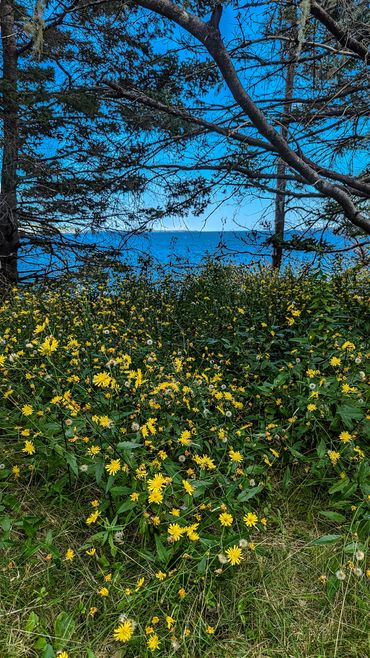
[19,230,357,279]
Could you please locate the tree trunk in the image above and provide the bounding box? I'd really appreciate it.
[272,23,296,270]
[1,0,20,284]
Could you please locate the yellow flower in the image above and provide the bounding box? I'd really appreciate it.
[86,547,96,556]
[330,356,341,367]
[328,450,340,465]
[39,335,58,355]
[244,512,258,528]
[98,587,109,597]
[155,571,167,581]
[219,512,233,527]
[22,440,35,455]
[168,523,185,541]
[339,431,352,443]
[178,587,187,598]
[182,479,194,495]
[105,459,121,476]
[206,625,215,634]
[113,620,134,643]
[307,403,317,412]
[93,372,113,388]
[130,492,139,502]
[87,445,101,456]
[341,341,355,351]
[147,633,160,651]
[12,465,20,478]
[57,652,69,658]
[65,548,75,561]
[86,510,100,525]
[148,489,163,504]
[135,576,145,591]
[166,615,175,630]
[147,473,166,491]
[21,404,33,416]
[97,415,112,428]
[178,429,192,445]
[225,545,243,565]
[229,448,243,463]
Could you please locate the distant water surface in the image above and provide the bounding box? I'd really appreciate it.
[19,230,357,278]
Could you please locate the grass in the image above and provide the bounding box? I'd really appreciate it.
[1,482,369,658]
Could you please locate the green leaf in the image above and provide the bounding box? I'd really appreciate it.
[54,611,76,650]
[343,541,365,554]
[312,534,342,545]
[319,511,346,523]
[237,485,263,502]
[316,438,327,459]
[116,500,136,515]
[41,645,55,658]
[337,404,363,428]
[25,611,39,631]
[197,555,207,574]
[65,452,78,476]
[327,574,340,601]
[117,441,141,450]
[155,535,169,564]
[0,516,12,532]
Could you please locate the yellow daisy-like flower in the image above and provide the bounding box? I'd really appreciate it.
[155,571,167,581]
[328,450,340,465]
[86,510,100,525]
[22,440,35,455]
[39,335,58,356]
[330,356,341,367]
[182,479,194,495]
[93,372,113,388]
[148,489,163,504]
[219,512,233,527]
[57,652,69,658]
[168,523,185,541]
[166,615,175,630]
[98,587,109,597]
[229,448,243,463]
[147,633,160,651]
[225,545,243,565]
[105,459,121,476]
[339,431,352,443]
[65,548,75,561]
[21,404,33,416]
[147,473,166,491]
[113,620,134,643]
[244,512,258,528]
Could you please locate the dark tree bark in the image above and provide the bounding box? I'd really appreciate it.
[310,1,370,64]
[136,0,370,235]
[272,20,297,270]
[1,0,20,284]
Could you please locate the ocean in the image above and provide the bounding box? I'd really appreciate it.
[19,230,357,279]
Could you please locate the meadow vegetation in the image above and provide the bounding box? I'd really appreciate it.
[0,263,369,658]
